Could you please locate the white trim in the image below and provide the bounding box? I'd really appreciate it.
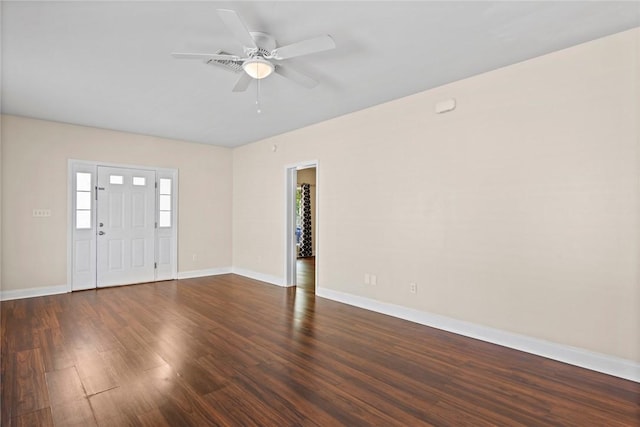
[316,287,640,383]
[232,268,286,287]
[177,267,232,279]
[284,167,297,286]
[66,160,75,293]
[1,285,69,301]
[311,163,319,292]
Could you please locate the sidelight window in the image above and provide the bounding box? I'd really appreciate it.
[76,172,92,229]
[158,178,172,228]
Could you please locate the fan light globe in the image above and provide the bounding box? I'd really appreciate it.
[243,58,274,79]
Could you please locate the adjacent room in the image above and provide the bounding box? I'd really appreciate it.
[1,1,639,425]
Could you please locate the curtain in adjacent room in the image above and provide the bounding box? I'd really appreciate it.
[299,183,313,257]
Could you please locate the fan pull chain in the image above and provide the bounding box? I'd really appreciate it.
[256,77,262,114]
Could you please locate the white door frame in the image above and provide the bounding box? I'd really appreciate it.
[284,160,319,290]
[67,159,178,291]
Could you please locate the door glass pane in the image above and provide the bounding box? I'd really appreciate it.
[159,194,171,211]
[76,210,91,229]
[77,172,91,191]
[77,191,91,210]
[110,175,124,185]
[159,211,171,228]
[132,177,146,186]
[159,178,171,195]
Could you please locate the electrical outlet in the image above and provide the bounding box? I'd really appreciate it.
[410,282,417,294]
[364,273,370,285]
[192,254,197,261]
[370,275,377,286]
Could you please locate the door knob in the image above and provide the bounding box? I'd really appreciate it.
[98,231,105,235]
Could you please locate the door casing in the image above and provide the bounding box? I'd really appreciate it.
[67,159,178,291]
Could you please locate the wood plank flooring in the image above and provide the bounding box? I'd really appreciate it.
[1,274,639,426]
[296,257,315,293]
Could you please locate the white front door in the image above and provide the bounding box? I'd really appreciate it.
[96,166,156,287]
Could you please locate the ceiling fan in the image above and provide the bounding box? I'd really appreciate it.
[172,9,336,92]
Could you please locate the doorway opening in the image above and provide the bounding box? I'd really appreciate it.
[285,161,318,292]
[295,166,316,293]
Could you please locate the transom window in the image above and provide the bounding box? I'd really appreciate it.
[109,175,124,185]
[133,176,146,186]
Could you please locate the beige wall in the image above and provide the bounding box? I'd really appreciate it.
[233,28,640,362]
[1,115,232,291]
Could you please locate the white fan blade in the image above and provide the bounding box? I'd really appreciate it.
[275,65,318,89]
[271,35,335,60]
[217,9,257,50]
[172,52,241,61]
[232,73,253,92]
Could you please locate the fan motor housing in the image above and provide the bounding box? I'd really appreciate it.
[208,32,276,73]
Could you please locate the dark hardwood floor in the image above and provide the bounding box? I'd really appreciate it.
[1,275,639,426]
[296,257,315,293]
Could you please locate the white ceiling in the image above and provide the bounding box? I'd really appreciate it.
[2,1,639,148]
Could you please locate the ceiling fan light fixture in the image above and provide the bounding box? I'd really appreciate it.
[243,57,274,79]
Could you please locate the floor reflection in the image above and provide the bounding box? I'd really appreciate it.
[296,257,315,294]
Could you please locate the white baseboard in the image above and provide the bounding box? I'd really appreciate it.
[316,287,640,383]
[177,267,232,280]
[178,266,287,287]
[0,284,69,301]
[231,268,285,287]
[0,267,258,300]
